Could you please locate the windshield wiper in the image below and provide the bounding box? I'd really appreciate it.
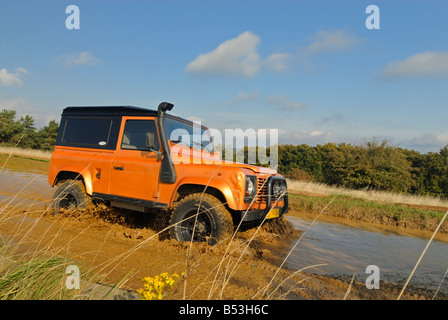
[192,141,206,149]
[170,140,211,151]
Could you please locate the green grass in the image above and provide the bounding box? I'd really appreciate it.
[0,244,130,300]
[0,249,76,300]
[0,153,50,174]
[288,193,448,233]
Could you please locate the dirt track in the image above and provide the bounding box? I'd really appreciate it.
[0,165,446,300]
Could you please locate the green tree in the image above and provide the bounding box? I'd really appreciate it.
[36,120,59,151]
[318,139,412,192]
[278,144,322,179]
[17,115,37,148]
[403,148,425,194]
[0,109,22,145]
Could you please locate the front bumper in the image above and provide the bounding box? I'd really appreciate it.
[239,176,289,223]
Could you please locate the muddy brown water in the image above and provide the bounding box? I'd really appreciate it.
[0,169,53,210]
[2,169,448,293]
[285,215,448,274]
[283,215,448,291]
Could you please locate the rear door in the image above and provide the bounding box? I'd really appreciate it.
[108,117,162,202]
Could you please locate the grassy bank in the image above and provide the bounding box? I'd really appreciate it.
[288,192,448,234]
[286,179,448,209]
[0,152,50,174]
[0,146,51,159]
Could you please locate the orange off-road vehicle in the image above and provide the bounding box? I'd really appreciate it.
[48,102,288,244]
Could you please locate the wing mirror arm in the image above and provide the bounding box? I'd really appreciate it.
[146,132,163,161]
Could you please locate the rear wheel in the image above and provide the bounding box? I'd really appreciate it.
[169,193,233,245]
[52,180,93,214]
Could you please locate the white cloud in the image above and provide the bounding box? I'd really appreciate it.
[310,130,325,137]
[232,90,260,103]
[262,53,292,72]
[406,132,448,151]
[0,67,30,86]
[186,31,291,78]
[186,28,361,78]
[381,51,448,79]
[279,129,335,145]
[56,51,101,67]
[304,28,360,56]
[291,28,362,73]
[186,31,261,77]
[267,94,308,111]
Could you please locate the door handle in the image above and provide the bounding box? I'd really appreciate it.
[113,166,125,171]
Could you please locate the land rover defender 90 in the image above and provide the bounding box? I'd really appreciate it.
[48,102,288,244]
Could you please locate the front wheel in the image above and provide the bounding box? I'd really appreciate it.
[51,180,93,214]
[169,193,234,245]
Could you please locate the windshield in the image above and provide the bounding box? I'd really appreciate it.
[164,117,216,153]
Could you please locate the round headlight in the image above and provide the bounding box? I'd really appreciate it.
[246,178,255,195]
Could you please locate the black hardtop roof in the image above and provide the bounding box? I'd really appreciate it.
[62,105,159,117]
[60,105,206,128]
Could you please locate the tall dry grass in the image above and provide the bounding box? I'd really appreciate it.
[287,179,448,208]
[0,146,52,160]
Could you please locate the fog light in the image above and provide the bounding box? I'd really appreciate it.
[272,181,286,198]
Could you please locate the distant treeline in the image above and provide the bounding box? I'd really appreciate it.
[1,108,447,198]
[284,141,448,198]
[0,109,58,151]
[230,140,448,199]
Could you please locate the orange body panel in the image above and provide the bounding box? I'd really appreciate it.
[108,116,161,201]
[48,148,114,195]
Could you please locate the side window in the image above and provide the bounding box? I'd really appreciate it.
[121,120,160,151]
[62,118,112,147]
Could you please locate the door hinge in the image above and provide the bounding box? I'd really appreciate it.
[153,191,159,199]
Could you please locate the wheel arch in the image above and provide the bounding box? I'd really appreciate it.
[174,183,226,206]
[51,167,92,195]
[171,177,239,210]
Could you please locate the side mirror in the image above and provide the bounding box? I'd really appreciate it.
[146,132,156,150]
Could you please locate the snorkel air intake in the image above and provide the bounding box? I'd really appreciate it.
[157,102,177,184]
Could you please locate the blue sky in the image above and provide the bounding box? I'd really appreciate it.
[1,0,447,153]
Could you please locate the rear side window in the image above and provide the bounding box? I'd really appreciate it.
[62,118,112,147]
[121,120,160,151]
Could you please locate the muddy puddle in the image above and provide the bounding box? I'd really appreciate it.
[283,215,448,291]
[0,169,53,210]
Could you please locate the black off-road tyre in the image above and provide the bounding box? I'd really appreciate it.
[52,180,93,214]
[169,193,234,245]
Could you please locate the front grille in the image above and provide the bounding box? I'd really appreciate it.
[244,176,287,205]
[255,176,286,204]
[256,176,268,203]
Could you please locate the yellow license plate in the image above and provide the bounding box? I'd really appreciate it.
[266,208,280,219]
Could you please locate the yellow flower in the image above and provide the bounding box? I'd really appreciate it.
[138,272,184,300]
